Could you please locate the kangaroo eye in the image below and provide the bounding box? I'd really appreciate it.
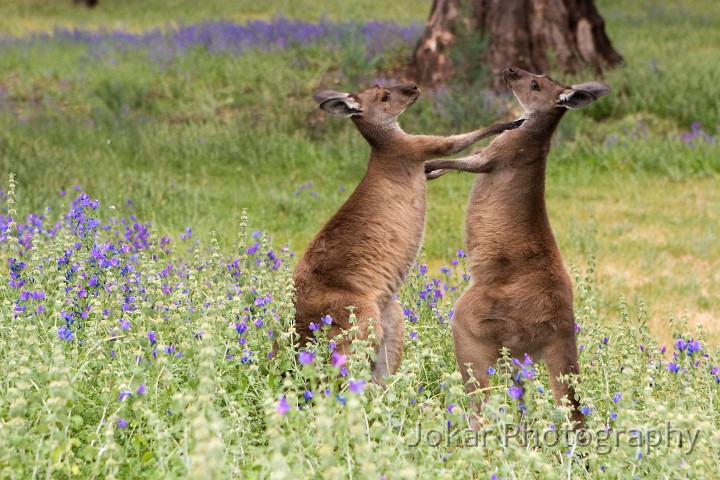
[531,80,540,91]
[381,91,390,102]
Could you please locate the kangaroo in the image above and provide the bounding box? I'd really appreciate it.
[294,83,522,382]
[425,68,610,428]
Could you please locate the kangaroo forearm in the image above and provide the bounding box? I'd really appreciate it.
[425,150,495,175]
[425,168,452,181]
[449,122,515,154]
[419,120,522,159]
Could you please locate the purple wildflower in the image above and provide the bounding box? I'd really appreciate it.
[331,351,347,368]
[508,386,523,400]
[686,339,702,356]
[349,379,366,394]
[58,325,74,341]
[277,396,290,415]
[298,351,314,365]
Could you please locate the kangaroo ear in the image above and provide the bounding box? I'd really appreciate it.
[313,89,349,104]
[318,96,363,117]
[556,82,611,109]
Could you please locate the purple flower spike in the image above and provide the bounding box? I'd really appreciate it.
[686,339,702,356]
[57,325,74,342]
[349,379,366,394]
[331,351,347,368]
[298,351,314,365]
[277,396,290,415]
[508,386,523,400]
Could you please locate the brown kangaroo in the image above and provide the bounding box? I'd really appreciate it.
[294,84,522,382]
[425,68,610,428]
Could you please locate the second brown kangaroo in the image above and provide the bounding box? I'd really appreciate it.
[425,68,610,428]
[294,84,522,383]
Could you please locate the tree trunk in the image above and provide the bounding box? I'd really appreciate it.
[408,0,623,89]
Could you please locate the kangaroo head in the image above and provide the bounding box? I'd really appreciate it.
[314,84,421,129]
[503,67,610,118]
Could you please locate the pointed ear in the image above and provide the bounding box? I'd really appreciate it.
[313,89,349,104]
[318,97,363,117]
[556,82,611,109]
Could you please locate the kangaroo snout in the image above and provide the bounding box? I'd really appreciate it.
[403,84,420,94]
[395,83,421,99]
[503,67,523,84]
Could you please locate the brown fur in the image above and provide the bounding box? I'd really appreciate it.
[425,68,610,428]
[294,84,522,382]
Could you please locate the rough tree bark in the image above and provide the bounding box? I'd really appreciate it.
[408,0,623,89]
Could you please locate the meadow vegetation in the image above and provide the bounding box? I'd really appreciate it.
[1,0,719,477]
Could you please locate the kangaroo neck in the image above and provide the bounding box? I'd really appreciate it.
[353,118,407,150]
[519,109,566,146]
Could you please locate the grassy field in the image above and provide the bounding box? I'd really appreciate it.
[1,1,719,477]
